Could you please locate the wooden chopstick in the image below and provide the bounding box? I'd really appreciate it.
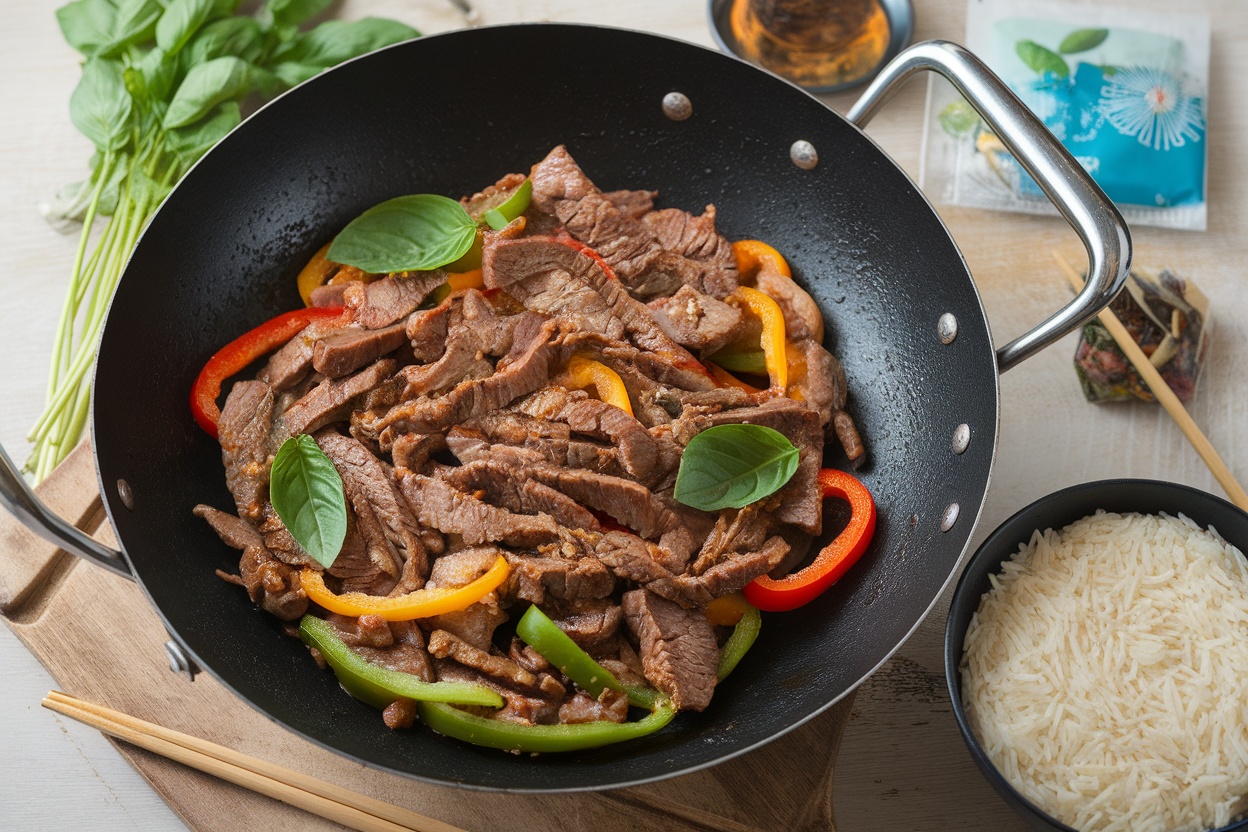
[41,691,465,832]
[1053,251,1248,511]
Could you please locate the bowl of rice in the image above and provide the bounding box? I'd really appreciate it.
[945,479,1248,832]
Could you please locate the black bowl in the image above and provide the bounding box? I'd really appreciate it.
[945,479,1248,832]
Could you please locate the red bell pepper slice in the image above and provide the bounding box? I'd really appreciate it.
[743,468,876,612]
[190,306,348,438]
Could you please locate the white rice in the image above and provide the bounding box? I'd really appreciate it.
[961,511,1248,832]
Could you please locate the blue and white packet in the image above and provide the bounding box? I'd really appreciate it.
[923,0,1210,230]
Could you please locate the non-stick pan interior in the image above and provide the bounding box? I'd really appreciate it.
[93,24,998,790]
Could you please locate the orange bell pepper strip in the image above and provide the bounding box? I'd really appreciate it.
[706,362,765,394]
[559,354,634,416]
[446,268,484,292]
[743,468,876,612]
[733,240,792,280]
[727,286,788,394]
[300,555,510,621]
[296,242,337,305]
[190,305,349,438]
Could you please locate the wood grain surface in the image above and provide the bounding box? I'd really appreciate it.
[2,0,1246,830]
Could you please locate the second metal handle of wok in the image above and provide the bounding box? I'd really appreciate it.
[0,442,134,581]
[846,40,1131,374]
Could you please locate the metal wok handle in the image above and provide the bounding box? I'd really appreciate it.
[846,40,1131,373]
[0,442,134,581]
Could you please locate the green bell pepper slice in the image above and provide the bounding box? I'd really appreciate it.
[483,179,532,230]
[716,602,761,680]
[418,699,677,753]
[299,615,504,709]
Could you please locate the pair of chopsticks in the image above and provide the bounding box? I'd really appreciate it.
[42,691,465,832]
[1053,252,1248,511]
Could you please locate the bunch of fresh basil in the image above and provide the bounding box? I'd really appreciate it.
[28,0,418,481]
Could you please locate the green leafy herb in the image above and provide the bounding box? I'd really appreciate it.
[270,435,347,568]
[938,99,981,138]
[483,178,533,230]
[1016,40,1069,78]
[27,0,421,482]
[1058,28,1108,54]
[673,424,800,512]
[327,194,479,274]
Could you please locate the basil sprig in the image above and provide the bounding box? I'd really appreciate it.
[327,194,479,274]
[270,435,347,568]
[673,424,800,512]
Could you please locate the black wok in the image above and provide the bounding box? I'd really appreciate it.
[0,26,1128,791]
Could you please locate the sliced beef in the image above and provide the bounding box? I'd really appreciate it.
[602,188,657,219]
[547,598,624,651]
[647,535,790,608]
[195,505,307,621]
[512,386,657,480]
[423,548,509,650]
[343,272,445,329]
[833,409,866,467]
[446,459,598,531]
[313,323,407,379]
[327,616,435,681]
[316,430,426,586]
[559,689,629,724]
[786,338,845,429]
[457,289,527,355]
[568,335,717,393]
[435,661,560,725]
[503,552,616,604]
[397,328,494,400]
[428,629,539,690]
[753,264,824,343]
[623,589,718,712]
[390,432,447,473]
[309,283,350,308]
[404,298,453,363]
[217,380,274,522]
[327,521,397,596]
[647,285,745,355]
[255,503,319,568]
[691,504,773,575]
[278,358,396,438]
[640,206,738,298]
[397,473,562,548]
[259,318,353,391]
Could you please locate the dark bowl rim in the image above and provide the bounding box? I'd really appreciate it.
[943,477,1248,832]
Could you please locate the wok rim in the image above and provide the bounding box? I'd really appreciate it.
[88,21,1003,793]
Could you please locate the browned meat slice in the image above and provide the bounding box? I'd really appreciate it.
[390,432,447,473]
[457,290,528,356]
[253,503,318,568]
[217,380,274,522]
[324,616,435,681]
[602,188,657,219]
[316,430,426,586]
[833,410,865,467]
[258,318,353,391]
[455,412,570,460]
[326,522,397,596]
[547,598,624,651]
[327,613,393,648]
[397,472,562,548]
[647,535,790,608]
[428,630,539,690]
[278,358,396,438]
[373,315,561,435]
[559,689,629,724]
[753,265,824,343]
[503,552,616,604]
[509,639,552,675]
[194,505,308,621]
[623,589,718,712]
[423,548,509,650]
[404,297,453,363]
[591,530,686,581]
[397,331,494,400]
[691,504,774,575]
[512,386,657,480]
[568,335,717,393]
[641,206,738,298]
[309,283,350,307]
[434,661,560,725]
[673,397,825,534]
[445,459,598,530]
[343,272,445,329]
[460,171,528,218]
[647,285,745,355]
[313,323,407,379]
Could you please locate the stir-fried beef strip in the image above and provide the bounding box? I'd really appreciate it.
[200,146,867,733]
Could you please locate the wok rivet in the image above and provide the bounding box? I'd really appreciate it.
[164,640,200,682]
[662,92,693,121]
[790,140,818,170]
[952,424,971,454]
[938,312,958,345]
[941,503,960,532]
[116,478,134,510]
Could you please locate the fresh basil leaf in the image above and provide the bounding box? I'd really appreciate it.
[70,58,133,151]
[94,149,130,215]
[187,16,266,65]
[1015,40,1069,78]
[263,0,333,29]
[327,194,478,274]
[483,178,532,230]
[138,47,178,104]
[270,434,347,569]
[708,349,767,375]
[102,0,163,54]
[166,100,240,164]
[1058,28,1108,54]
[271,17,419,68]
[674,424,800,512]
[56,0,118,58]
[155,0,230,55]
[163,56,250,128]
[268,60,320,88]
[248,65,288,98]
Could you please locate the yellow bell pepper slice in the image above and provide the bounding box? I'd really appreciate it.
[296,242,337,305]
[560,354,634,416]
[733,240,792,280]
[727,286,788,394]
[706,362,764,394]
[300,555,509,621]
[446,268,484,292]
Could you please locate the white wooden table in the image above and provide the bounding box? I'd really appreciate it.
[2,0,1244,829]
